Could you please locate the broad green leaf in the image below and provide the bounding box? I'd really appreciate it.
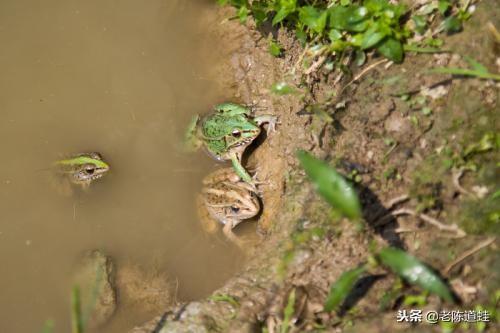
[237,6,249,23]
[297,150,362,219]
[364,0,387,13]
[360,25,387,49]
[329,5,369,32]
[377,37,403,63]
[269,39,282,57]
[379,247,455,303]
[271,82,297,95]
[442,16,462,33]
[295,27,307,45]
[299,6,327,33]
[250,1,268,26]
[412,15,428,35]
[437,0,451,15]
[328,29,342,41]
[272,0,297,26]
[324,266,366,312]
[355,50,367,66]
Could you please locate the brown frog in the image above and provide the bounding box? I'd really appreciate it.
[197,168,260,248]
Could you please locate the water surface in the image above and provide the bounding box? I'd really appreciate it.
[0,1,241,331]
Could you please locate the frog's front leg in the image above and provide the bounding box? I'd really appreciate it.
[230,152,253,184]
[222,220,244,249]
[254,114,279,133]
[183,115,203,152]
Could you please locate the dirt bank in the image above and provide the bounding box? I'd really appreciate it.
[132,1,499,332]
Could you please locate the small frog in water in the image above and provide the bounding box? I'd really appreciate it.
[186,103,277,185]
[53,152,110,192]
[197,168,260,248]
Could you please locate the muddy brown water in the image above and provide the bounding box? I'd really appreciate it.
[0,0,243,332]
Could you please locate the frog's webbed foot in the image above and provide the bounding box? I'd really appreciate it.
[230,154,253,183]
[246,168,271,195]
[254,114,279,133]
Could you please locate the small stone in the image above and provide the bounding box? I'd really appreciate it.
[72,250,116,328]
[384,112,412,137]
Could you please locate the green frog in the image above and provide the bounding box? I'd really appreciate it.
[53,152,110,190]
[197,168,260,248]
[186,103,277,185]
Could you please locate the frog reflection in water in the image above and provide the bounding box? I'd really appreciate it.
[186,103,277,186]
[53,152,110,193]
[197,168,260,248]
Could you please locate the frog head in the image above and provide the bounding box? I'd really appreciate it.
[200,105,261,160]
[54,152,110,186]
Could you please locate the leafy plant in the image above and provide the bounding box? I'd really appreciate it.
[324,266,366,312]
[297,150,362,219]
[269,39,283,57]
[217,0,412,63]
[378,247,455,303]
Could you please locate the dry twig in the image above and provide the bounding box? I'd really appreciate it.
[442,237,496,276]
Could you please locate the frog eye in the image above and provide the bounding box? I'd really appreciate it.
[231,130,241,138]
[230,206,240,213]
[84,166,95,175]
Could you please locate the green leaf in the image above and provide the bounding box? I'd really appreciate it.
[412,15,427,35]
[379,247,455,303]
[272,0,297,26]
[269,39,282,57]
[360,25,387,49]
[437,0,451,15]
[354,49,367,66]
[271,82,298,95]
[297,150,362,219]
[377,37,403,63]
[299,6,327,33]
[329,5,369,32]
[328,29,342,41]
[324,266,366,312]
[295,27,307,45]
[442,15,462,33]
[237,6,249,23]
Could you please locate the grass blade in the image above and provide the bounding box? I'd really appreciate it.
[378,247,455,303]
[429,67,500,81]
[297,150,361,219]
[403,44,449,54]
[281,288,296,333]
[324,266,366,312]
[71,286,84,333]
